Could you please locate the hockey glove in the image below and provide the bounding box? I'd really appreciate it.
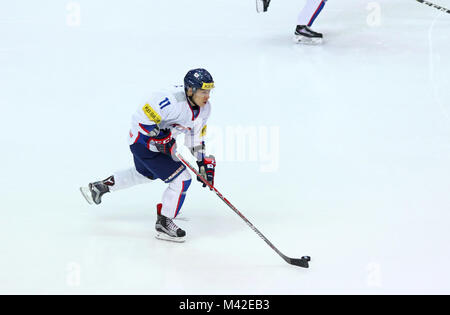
[150,129,176,156]
[197,155,216,188]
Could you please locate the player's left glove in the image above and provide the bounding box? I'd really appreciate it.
[197,155,216,188]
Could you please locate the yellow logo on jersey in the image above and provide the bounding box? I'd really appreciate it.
[201,82,214,90]
[142,104,161,124]
[200,125,207,137]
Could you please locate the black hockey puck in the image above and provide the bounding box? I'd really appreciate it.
[301,256,311,262]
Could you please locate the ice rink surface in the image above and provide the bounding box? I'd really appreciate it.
[0,0,449,294]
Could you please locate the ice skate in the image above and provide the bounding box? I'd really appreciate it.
[155,214,186,243]
[293,25,323,44]
[80,176,114,205]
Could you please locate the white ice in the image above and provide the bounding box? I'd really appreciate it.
[0,0,449,294]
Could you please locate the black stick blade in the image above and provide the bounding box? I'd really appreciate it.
[288,256,310,268]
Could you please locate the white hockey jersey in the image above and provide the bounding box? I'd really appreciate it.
[128,86,210,159]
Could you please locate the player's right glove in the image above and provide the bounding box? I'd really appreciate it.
[196,155,216,188]
[150,129,176,156]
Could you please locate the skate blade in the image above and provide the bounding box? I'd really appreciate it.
[79,186,94,205]
[293,35,323,45]
[155,232,186,243]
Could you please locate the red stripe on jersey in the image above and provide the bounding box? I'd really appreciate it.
[134,132,140,144]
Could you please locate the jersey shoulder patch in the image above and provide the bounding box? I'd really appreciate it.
[142,103,162,124]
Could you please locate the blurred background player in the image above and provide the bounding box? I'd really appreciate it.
[256,0,327,44]
[80,68,217,243]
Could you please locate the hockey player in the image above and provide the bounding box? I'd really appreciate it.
[257,0,327,44]
[80,68,217,243]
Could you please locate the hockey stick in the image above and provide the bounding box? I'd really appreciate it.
[416,0,450,14]
[175,152,310,268]
[256,0,271,13]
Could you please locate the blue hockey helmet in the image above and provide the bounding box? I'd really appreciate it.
[184,68,214,93]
